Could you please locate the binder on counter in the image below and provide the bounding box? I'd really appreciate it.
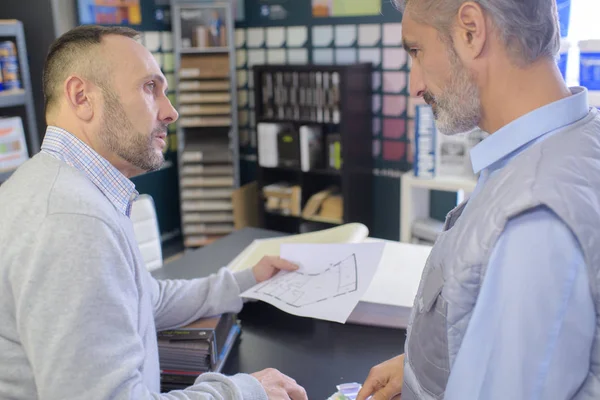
[158,314,241,391]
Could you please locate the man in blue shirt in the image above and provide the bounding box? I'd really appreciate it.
[358,0,598,399]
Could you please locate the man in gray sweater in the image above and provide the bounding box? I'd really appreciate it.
[0,25,307,400]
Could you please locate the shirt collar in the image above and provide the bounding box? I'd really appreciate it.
[470,86,590,174]
[41,126,138,217]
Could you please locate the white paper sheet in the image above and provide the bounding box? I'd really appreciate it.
[240,242,385,323]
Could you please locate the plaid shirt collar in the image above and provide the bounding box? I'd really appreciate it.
[41,126,138,217]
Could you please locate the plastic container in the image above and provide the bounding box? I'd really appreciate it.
[579,40,600,91]
[557,0,571,38]
[589,91,600,110]
[558,39,570,80]
[0,41,17,58]
[0,56,21,90]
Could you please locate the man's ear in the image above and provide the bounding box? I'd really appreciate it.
[64,75,95,121]
[453,1,487,61]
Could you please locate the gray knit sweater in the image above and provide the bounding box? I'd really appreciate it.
[0,153,267,399]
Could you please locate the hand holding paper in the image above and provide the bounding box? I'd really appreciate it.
[251,255,299,283]
[241,242,385,323]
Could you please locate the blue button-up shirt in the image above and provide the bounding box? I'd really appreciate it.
[41,126,138,217]
[445,87,596,400]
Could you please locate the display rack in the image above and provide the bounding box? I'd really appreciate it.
[253,63,374,234]
[171,0,239,248]
[400,171,477,243]
[0,20,39,184]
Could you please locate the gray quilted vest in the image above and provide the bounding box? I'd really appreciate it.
[402,108,600,399]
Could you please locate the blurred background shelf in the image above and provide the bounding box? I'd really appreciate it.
[0,89,26,108]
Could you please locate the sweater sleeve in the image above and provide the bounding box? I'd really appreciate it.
[150,268,257,332]
[13,213,266,400]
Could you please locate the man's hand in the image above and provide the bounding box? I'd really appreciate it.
[252,256,299,283]
[251,368,308,400]
[357,354,405,400]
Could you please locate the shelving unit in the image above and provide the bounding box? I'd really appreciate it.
[253,64,374,234]
[0,20,39,184]
[171,0,239,248]
[0,89,26,108]
[400,171,477,243]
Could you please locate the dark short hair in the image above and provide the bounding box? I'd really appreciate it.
[42,25,139,116]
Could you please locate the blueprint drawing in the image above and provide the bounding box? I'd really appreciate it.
[240,242,385,323]
[255,254,358,308]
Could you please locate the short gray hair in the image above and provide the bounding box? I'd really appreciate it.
[394,0,560,66]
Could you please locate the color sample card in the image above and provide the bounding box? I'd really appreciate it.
[152,52,163,68]
[287,26,308,47]
[383,48,407,70]
[248,49,266,67]
[383,24,403,46]
[312,0,381,17]
[372,95,382,113]
[372,72,381,91]
[372,139,381,157]
[314,48,335,64]
[384,118,407,139]
[267,27,286,47]
[336,48,357,65]
[313,26,334,47]
[238,90,248,107]
[383,141,406,161]
[237,70,248,88]
[236,49,247,68]
[373,117,381,136]
[163,53,174,72]
[383,95,407,116]
[144,31,161,52]
[334,25,357,47]
[247,28,265,48]
[383,72,407,93]
[161,32,173,51]
[288,49,309,64]
[235,29,246,47]
[358,24,381,46]
[268,49,286,64]
[359,48,381,67]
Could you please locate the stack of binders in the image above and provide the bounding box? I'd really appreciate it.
[158,313,241,391]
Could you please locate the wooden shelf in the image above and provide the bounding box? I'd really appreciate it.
[264,211,300,219]
[257,117,340,125]
[400,171,477,243]
[263,212,343,226]
[0,89,26,108]
[260,166,340,176]
[302,215,343,225]
[181,47,230,54]
[303,168,341,177]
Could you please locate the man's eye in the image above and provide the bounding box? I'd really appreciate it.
[409,49,420,57]
[146,81,156,90]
